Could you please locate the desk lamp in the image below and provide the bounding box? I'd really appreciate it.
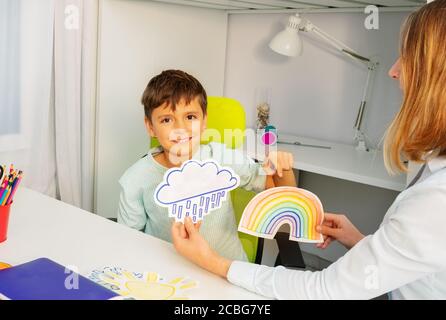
[269,14,379,152]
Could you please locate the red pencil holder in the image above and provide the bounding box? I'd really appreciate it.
[0,203,11,244]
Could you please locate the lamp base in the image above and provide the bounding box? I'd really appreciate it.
[355,131,370,152]
[356,140,370,152]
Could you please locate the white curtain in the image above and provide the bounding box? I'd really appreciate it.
[0,0,99,212]
[53,0,98,210]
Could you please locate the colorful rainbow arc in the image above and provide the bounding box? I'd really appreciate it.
[238,187,324,243]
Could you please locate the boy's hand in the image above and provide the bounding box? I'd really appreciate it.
[171,217,231,278]
[179,220,202,238]
[262,151,294,178]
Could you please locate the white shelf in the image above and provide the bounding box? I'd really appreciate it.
[246,132,407,191]
[148,0,424,11]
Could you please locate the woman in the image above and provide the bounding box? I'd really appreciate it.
[171,0,446,299]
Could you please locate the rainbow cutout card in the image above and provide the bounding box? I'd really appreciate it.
[238,186,324,243]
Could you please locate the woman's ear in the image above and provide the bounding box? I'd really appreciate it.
[144,117,156,137]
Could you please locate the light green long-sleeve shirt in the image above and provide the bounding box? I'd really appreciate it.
[117,142,266,262]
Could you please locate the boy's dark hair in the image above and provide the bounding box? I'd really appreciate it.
[141,70,207,122]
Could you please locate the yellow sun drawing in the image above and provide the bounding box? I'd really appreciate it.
[0,262,11,270]
[89,267,197,300]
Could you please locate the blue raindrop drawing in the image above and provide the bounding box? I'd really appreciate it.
[154,160,240,223]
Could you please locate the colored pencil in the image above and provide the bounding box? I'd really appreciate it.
[1,178,13,206]
[6,173,22,205]
[0,187,8,205]
[0,173,7,188]
[0,165,23,206]
[1,176,12,206]
[0,165,5,183]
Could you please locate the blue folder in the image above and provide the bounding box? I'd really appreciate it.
[0,258,119,300]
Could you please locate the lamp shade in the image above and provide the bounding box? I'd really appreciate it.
[269,15,303,57]
[269,28,302,57]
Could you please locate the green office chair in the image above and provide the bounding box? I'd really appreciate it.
[150,96,263,263]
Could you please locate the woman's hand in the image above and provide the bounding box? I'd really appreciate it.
[316,213,365,250]
[171,217,232,278]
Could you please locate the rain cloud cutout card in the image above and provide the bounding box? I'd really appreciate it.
[154,160,240,223]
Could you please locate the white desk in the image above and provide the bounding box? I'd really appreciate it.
[247,133,406,192]
[0,188,266,300]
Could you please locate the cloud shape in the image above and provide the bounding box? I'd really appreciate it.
[155,160,239,206]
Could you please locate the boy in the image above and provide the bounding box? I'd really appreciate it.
[118,69,296,261]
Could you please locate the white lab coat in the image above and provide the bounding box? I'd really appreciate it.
[227,156,446,299]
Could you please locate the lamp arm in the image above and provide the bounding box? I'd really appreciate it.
[295,14,380,151]
[303,21,371,65]
[354,65,375,132]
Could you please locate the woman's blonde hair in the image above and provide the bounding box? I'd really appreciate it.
[384,0,446,174]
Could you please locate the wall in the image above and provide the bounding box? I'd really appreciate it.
[95,0,228,218]
[224,11,408,148]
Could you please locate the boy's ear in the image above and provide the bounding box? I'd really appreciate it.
[202,114,208,131]
[144,116,156,137]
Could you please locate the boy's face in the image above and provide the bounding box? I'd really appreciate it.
[145,96,207,164]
